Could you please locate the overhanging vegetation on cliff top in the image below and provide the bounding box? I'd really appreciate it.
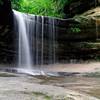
[11,0,68,18]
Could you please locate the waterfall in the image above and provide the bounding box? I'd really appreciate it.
[41,16,44,66]
[36,16,39,65]
[13,10,33,71]
[13,10,56,74]
[48,19,56,64]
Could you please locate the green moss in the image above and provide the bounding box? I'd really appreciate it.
[0,72,16,77]
[84,72,100,78]
[33,92,52,100]
[44,96,51,100]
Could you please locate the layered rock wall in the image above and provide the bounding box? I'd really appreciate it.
[0,0,16,64]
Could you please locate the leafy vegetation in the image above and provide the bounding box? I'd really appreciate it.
[11,0,69,18]
[70,27,81,33]
[11,0,22,11]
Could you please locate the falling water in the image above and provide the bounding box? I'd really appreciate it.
[53,19,56,64]
[41,16,44,66]
[13,10,32,70]
[48,18,56,64]
[13,10,56,74]
[36,16,39,65]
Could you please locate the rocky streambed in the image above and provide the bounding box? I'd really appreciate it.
[0,71,99,100]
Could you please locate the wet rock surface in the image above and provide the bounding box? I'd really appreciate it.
[64,0,100,18]
[0,0,16,64]
[57,7,100,62]
[0,0,13,25]
[0,72,99,100]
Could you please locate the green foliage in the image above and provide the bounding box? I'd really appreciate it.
[71,27,81,33]
[11,0,22,10]
[69,24,81,33]
[11,0,69,18]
